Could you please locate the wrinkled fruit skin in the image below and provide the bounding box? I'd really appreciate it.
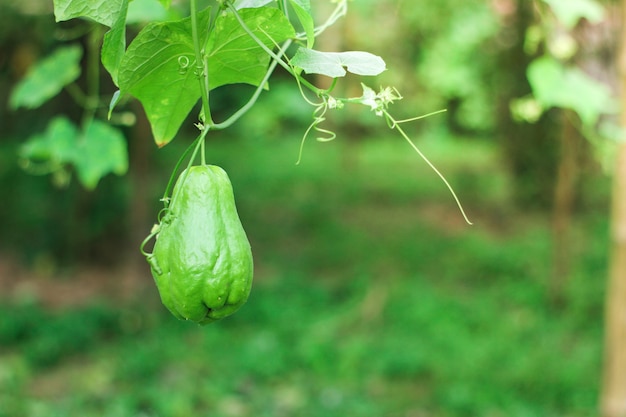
[149,165,253,324]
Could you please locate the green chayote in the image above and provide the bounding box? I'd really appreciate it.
[148,165,253,324]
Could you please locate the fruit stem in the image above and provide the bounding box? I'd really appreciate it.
[190,0,213,126]
[162,128,208,206]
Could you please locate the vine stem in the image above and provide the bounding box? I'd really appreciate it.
[212,39,293,130]
[161,128,208,205]
[80,24,103,129]
[171,127,208,208]
[190,0,213,126]
[312,0,347,37]
[384,110,473,225]
[213,1,348,128]
[201,135,206,165]
[225,2,322,97]
[144,127,208,257]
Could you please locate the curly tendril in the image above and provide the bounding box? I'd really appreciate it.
[178,55,191,75]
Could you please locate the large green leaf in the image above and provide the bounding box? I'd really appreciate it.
[10,45,83,110]
[101,0,129,85]
[527,56,617,126]
[291,48,386,77]
[205,7,296,90]
[119,6,295,146]
[118,9,212,147]
[53,0,125,26]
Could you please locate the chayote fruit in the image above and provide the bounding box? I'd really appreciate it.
[148,165,253,324]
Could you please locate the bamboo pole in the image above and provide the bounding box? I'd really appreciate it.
[601,2,626,415]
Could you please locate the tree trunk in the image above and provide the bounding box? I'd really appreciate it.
[603,147,626,417]
[495,0,560,209]
[550,111,580,306]
[601,2,626,414]
[125,102,154,289]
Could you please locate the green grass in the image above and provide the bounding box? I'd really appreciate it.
[0,134,609,417]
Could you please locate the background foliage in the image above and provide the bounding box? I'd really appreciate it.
[0,0,618,416]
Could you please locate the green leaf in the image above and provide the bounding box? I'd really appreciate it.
[127,0,168,24]
[119,6,294,146]
[20,117,128,189]
[118,9,212,146]
[75,119,128,189]
[288,0,314,48]
[233,0,275,9]
[108,90,122,118]
[206,7,295,89]
[543,0,604,29]
[527,56,617,126]
[101,0,129,85]
[53,0,125,26]
[10,45,83,110]
[291,48,386,77]
[20,117,79,164]
[289,0,310,10]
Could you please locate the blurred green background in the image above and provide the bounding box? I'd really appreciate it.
[0,0,619,416]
